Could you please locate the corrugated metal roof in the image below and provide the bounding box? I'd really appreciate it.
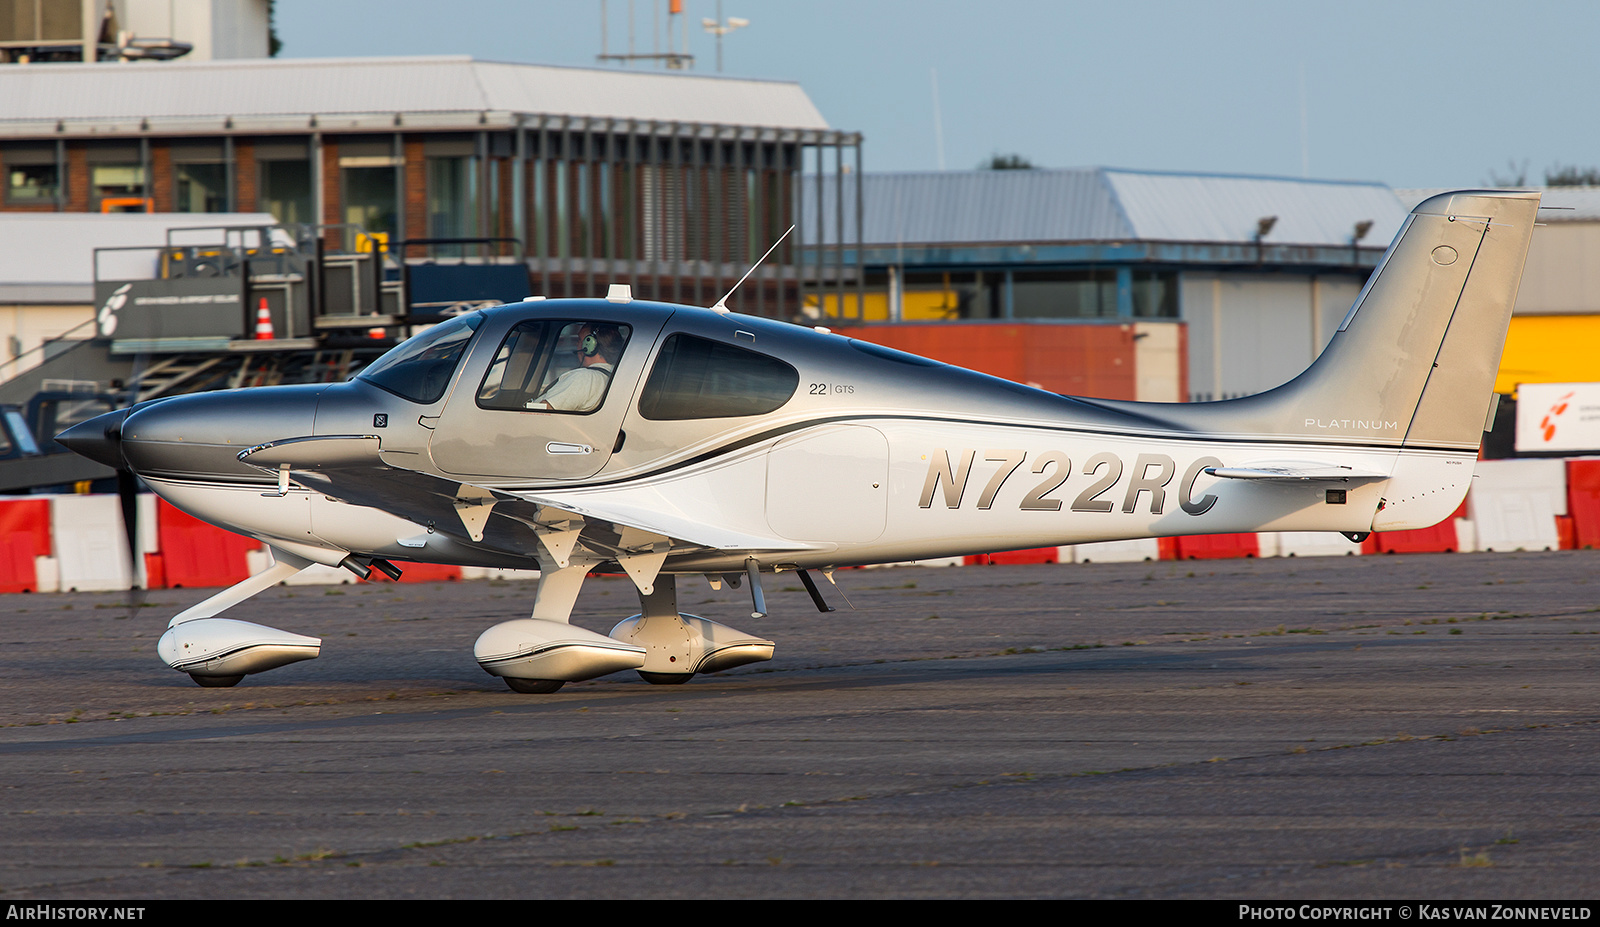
[1105,169,1407,246]
[1397,187,1600,222]
[0,213,278,301]
[814,167,1406,247]
[808,169,1131,247]
[0,56,831,133]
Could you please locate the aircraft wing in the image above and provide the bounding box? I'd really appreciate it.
[1205,463,1389,481]
[238,436,814,563]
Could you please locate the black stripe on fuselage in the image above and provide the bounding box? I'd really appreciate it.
[142,414,1469,494]
[492,414,1465,491]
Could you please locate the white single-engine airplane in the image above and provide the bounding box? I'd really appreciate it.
[60,190,1539,691]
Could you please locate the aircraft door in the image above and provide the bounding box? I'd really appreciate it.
[766,425,889,543]
[429,314,664,480]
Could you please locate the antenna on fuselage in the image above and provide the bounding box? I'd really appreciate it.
[709,224,795,314]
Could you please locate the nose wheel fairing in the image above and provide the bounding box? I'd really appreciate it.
[158,618,321,681]
[156,548,325,687]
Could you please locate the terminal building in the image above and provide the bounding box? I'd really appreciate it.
[0,54,862,322]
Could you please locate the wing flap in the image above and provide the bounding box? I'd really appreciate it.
[238,434,813,557]
[515,491,816,553]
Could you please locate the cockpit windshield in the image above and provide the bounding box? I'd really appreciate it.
[358,314,483,404]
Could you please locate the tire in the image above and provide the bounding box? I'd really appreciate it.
[504,677,565,694]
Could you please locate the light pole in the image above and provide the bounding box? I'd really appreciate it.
[701,1,748,73]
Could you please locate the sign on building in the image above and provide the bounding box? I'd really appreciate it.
[1515,382,1600,453]
[92,277,245,344]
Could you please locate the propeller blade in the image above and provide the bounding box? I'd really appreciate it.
[117,466,140,592]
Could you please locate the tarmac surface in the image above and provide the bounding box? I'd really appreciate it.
[2,550,1600,899]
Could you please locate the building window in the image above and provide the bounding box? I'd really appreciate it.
[1012,270,1119,319]
[259,159,312,225]
[6,162,58,204]
[174,162,227,213]
[341,162,397,242]
[901,271,999,320]
[426,155,479,244]
[1132,271,1178,318]
[92,164,146,212]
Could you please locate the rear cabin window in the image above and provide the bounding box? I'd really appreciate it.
[638,333,799,420]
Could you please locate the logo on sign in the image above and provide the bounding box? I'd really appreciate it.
[1539,391,1576,443]
[97,284,131,336]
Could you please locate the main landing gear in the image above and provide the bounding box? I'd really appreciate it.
[152,546,776,692]
[474,565,773,693]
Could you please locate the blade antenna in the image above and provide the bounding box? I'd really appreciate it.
[821,568,856,610]
[710,224,795,313]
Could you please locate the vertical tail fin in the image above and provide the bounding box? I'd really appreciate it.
[1295,189,1539,450]
[1141,190,1540,449]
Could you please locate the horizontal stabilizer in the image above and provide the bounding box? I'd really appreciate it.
[1206,463,1388,482]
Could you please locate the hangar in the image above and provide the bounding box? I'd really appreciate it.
[811,167,1408,402]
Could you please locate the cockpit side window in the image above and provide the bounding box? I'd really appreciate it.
[638,333,799,420]
[358,314,482,404]
[477,320,632,414]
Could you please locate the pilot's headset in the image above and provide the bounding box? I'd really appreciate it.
[578,326,600,358]
[579,325,622,362]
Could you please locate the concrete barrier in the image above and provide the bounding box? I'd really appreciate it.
[155,499,256,588]
[1469,459,1565,552]
[965,547,1059,566]
[0,498,51,593]
[1260,532,1363,558]
[1067,538,1161,563]
[52,495,136,592]
[1566,459,1600,549]
[1162,533,1260,560]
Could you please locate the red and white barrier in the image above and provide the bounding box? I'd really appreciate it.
[0,462,1589,596]
[1469,459,1566,552]
[0,498,51,593]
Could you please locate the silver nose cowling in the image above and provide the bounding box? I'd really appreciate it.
[56,407,135,469]
[116,385,326,481]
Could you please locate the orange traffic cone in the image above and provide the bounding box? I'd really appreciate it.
[254,297,274,340]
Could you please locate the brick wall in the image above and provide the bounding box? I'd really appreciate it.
[65,145,89,212]
[234,139,258,213]
[403,137,425,257]
[320,139,340,247]
[148,142,173,212]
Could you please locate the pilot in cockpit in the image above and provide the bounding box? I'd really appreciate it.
[527,324,624,411]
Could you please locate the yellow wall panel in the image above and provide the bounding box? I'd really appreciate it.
[1497,315,1600,394]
